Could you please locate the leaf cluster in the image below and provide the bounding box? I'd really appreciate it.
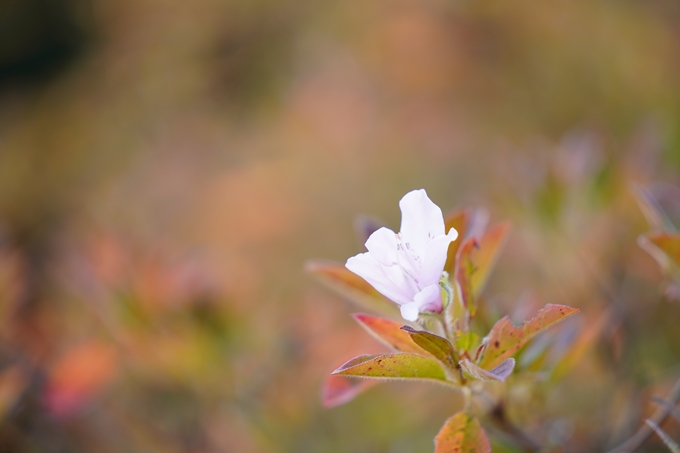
[309,207,579,452]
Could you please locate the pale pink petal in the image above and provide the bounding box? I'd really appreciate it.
[381,262,419,300]
[399,189,445,254]
[346,253,412,304]
[413,283,443,313]
[365,227,398,267]
[420,228,458,287]
[400,301,420,321]
[395,234,420,281]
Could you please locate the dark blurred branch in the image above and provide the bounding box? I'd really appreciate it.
[605,376,680,453]
[489,403,540,452]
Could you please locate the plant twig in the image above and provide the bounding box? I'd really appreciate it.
[651,396,680,425]
[605,376,680,453]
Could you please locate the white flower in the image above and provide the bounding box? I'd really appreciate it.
[346,189,458,321]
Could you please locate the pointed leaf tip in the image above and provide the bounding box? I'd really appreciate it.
[332,353,449,383]
[478,304,579,369]
[321,374,377,408]
[352,314,424,354]
[460,358,515,382]
[400,325,458,370]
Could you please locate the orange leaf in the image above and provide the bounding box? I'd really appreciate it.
[353,313,423,354]
[455,237,478,312]
[435,412,490,453]
[444,209,470,275]
[454,222,511,313]
[45,341,118,416]
[477,304,579,369]
[321,374,377,408]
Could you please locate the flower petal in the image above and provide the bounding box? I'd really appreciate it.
[400,301,420,321]
[395,234,420,281]
[414,283,443,313]
[365,227,398,267]
[399,189,446,255]
[420,228,458,287]
[346,253,413,304]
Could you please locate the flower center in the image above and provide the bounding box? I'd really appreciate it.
[395,233,422,284]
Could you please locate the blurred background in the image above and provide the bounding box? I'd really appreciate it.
[1,0,680,451]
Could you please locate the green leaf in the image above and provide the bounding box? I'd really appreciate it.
[321,374,377,408]
[332,353,449,383]
[646,419,680,453]
[435,412,491,453]
[455,222,511,314]
[400,326,458,370]
[455,332,480,355]
[305,260,399,317]
[353,314,424,354]
[459,358,515,382]
[477,304,579,369]
[445,278,468,334]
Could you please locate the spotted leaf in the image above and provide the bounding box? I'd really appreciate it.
[435,412,490,453]
[332,353,449,384]
[477,304,579,369]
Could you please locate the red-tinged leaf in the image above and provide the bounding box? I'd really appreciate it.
[639,232,680,279]
[478,304,579,369]
[435,412,491,453]
[444,209,470,275]
[400,326,458,370]
[353,314,424,354]
[45,341,118,417]
[321,374,378,408]
[459,358,515,382]
[332,353,449,383]
[455,237,479,312]
[305,260,399,317]
[469,222,512,298]
[455,222,512,314]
